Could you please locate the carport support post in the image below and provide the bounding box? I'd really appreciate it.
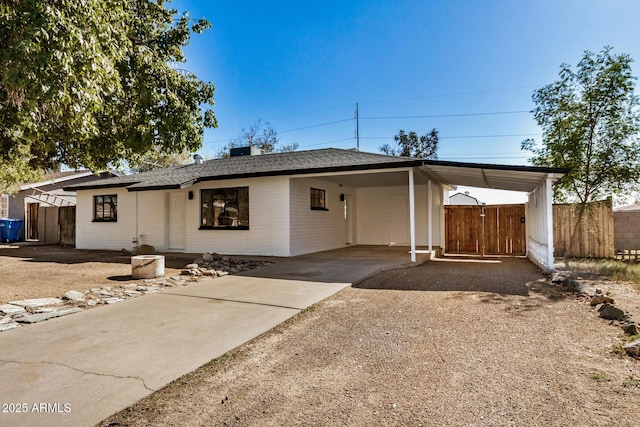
[428,180,433,252]
[545,174,555,271]
[409,168,416,263]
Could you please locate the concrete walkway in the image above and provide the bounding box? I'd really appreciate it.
[0,246,424,427]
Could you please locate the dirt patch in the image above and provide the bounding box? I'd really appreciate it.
[101,257,640,426]
[0,244,197,304]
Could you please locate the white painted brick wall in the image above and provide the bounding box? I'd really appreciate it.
[137,191,166,250]
[185,177,290,256]
[289,178,352,256]
[75,188,137,250]
[76,177,291,256]
[75,174,444,255]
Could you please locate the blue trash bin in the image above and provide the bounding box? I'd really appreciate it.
[0,219,24,243]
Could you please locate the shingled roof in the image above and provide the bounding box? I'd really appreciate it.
[64,148,422,192]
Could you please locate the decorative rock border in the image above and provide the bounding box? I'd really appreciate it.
[0,253,272,333]
[181,253,272,277]
[552,273,640,358]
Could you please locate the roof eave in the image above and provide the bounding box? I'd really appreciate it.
[423,159,570,175]
[192,161,423,185]
[127,184,184,192]
[20,170,96,190]
[63,182,134,191]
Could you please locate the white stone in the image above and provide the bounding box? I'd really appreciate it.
[155,279,173,287]
[102,297,125,304]
[9,298,63,308]
[34,307,61,313]
[0,304,27,315]
[62,290,86,302]
[132,255,165,279]
[0,322,20,332]
[16,308,83,324]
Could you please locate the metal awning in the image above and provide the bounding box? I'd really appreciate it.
[421,160,568,192]
[24,189,76,208]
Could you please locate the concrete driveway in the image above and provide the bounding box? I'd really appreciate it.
[0,246,424,427]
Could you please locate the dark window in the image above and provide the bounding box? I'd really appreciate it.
[200,187,249,229]
[310,188,327,210]
[93,195,117,222]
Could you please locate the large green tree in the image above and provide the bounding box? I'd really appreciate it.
[0,0,216,188]
[522,47,640,204]
[522,47,640,253]
[380,128,439,159]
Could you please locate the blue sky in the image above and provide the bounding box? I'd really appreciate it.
[172,0,640,201]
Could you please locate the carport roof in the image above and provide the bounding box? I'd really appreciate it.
[63,148,568,193]
[422,159,568,192]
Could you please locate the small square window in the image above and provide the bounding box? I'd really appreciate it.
[94,195,117,221]
[310,188,326,210]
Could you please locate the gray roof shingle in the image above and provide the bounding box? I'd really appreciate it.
[64,148,422,192]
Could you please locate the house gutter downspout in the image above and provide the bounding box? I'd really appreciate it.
[409,168,416,263]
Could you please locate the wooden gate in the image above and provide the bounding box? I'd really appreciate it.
[445,204,526,255]
[58,206,76,246]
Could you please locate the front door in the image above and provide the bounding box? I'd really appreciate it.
[167,192,186,250]
[389,194,409,245]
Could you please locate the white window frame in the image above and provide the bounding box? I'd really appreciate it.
[0,194,8,218]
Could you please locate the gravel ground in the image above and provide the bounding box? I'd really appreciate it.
[101,257,640,427]
[0,245,196,304]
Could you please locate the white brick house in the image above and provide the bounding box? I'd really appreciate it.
[65,148,567,270]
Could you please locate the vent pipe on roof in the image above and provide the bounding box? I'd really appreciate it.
[193,154,203,165]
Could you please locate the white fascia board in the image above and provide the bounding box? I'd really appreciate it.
[20,171,95,190]
[287,166,414,180]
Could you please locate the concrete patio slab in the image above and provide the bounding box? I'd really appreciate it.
[0,246,422,427]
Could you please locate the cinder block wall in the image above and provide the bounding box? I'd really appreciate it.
[614,211,640,250]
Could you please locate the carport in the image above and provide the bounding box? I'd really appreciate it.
[419,160,568,271]
[288,158,567,271]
